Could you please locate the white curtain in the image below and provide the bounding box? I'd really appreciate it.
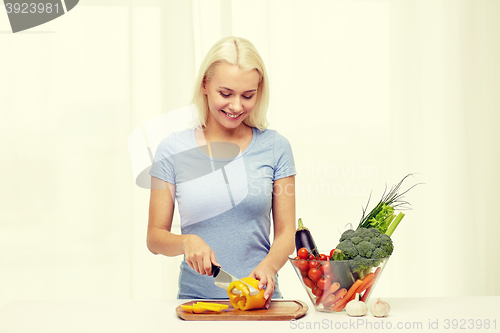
[1,0,499,306]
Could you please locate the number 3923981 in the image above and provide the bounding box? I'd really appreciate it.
[5,2,61,14]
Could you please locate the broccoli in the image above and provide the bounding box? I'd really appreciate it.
[336,240,358,258]
[335,227,393,279]
[339,229,355,242]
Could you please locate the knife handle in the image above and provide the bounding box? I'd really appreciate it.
[211,263,220,278]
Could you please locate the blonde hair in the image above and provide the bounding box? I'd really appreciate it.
[192,36,269,130]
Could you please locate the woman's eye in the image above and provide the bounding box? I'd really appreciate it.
[219,92,254,99]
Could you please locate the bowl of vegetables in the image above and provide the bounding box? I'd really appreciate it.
[290,174,420,313]
[289,229,391,313]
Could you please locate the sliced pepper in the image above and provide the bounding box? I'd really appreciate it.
[196,302,229,311]
[227,277,266,311]
[181,302,228,313]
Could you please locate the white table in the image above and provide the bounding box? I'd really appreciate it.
[0,297,498,333]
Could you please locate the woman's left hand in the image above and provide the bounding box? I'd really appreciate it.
[249,263,276,309]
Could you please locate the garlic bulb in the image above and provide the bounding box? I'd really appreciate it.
[370,298,390,317]
[345,293,367,317]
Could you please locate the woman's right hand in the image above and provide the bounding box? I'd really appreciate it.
[183,234,219,276]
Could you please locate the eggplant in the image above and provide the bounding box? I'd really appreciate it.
[294,218,319,257]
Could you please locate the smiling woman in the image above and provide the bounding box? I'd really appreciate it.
[146,36,296,309]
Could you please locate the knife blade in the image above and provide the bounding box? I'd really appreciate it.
[211,264,260,295]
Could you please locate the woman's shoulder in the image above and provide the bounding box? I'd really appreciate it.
[254,127,292,146]
[154,128,195,155]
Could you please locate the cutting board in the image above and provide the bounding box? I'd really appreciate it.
[176,300,308,321]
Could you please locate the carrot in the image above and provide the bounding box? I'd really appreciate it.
[360,267,381,302]
[325,282,340,297]
[335,273,376,311]
[318,282,340,306]
[334,294,357,312]
[331,279,363,312]
[355,273,375,295]
[359,279,375,301]
[325,288,347,307]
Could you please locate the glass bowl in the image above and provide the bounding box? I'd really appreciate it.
[288,255,390,313]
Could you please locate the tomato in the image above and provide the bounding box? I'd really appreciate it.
[318,254,328,261]
[309,254,317,260]
[298,248,309,260]
[320,262,331,275]
[300,269,308,277]
[295,260,309,273]
[329,248,336,258]
[308,267,322,282]
[308,260,320,269]
[317,278,332,290]
[312,286,323,297]
[303,276,316,289]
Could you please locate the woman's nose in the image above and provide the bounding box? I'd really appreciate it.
[230,97,243,113]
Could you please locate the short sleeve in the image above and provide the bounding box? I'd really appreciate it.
[149,133,176,184]
[273,131,296,181]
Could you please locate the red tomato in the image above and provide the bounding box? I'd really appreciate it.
[317,278,332,290]
[312,286,324,297]
[303,276,316,289]
[309,254,317,260]
[308,267,322,282]
[295,260,309,273]
[308,260,320,269]
[298,248,309,260]
[318,254,328,261]
[329,248,336,258]
[320,262,331,275]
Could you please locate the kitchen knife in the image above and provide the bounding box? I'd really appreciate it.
[211,264,260,295]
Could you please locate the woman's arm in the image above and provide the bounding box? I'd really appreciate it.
[147,176,218,275]
[250,175,296,307]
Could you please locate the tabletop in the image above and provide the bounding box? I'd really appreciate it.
[0,296,498,333]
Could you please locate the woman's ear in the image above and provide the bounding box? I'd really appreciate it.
[202,78,208,95]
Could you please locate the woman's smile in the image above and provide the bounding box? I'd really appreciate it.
[221,109,245,119]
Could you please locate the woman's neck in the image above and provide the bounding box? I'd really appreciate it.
[202,117,251,142]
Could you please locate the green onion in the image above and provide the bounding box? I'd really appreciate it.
[357,174,421,235]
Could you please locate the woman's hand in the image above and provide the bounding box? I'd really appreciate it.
[183,234,219,276]
[249,263,277,309]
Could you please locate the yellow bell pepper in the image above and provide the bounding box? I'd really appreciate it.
[227,277,266,311]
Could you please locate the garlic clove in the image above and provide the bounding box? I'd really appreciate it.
[370,298,391,317]
[345,293,368,317]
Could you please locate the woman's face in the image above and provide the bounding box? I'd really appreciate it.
[203,63,260,131]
